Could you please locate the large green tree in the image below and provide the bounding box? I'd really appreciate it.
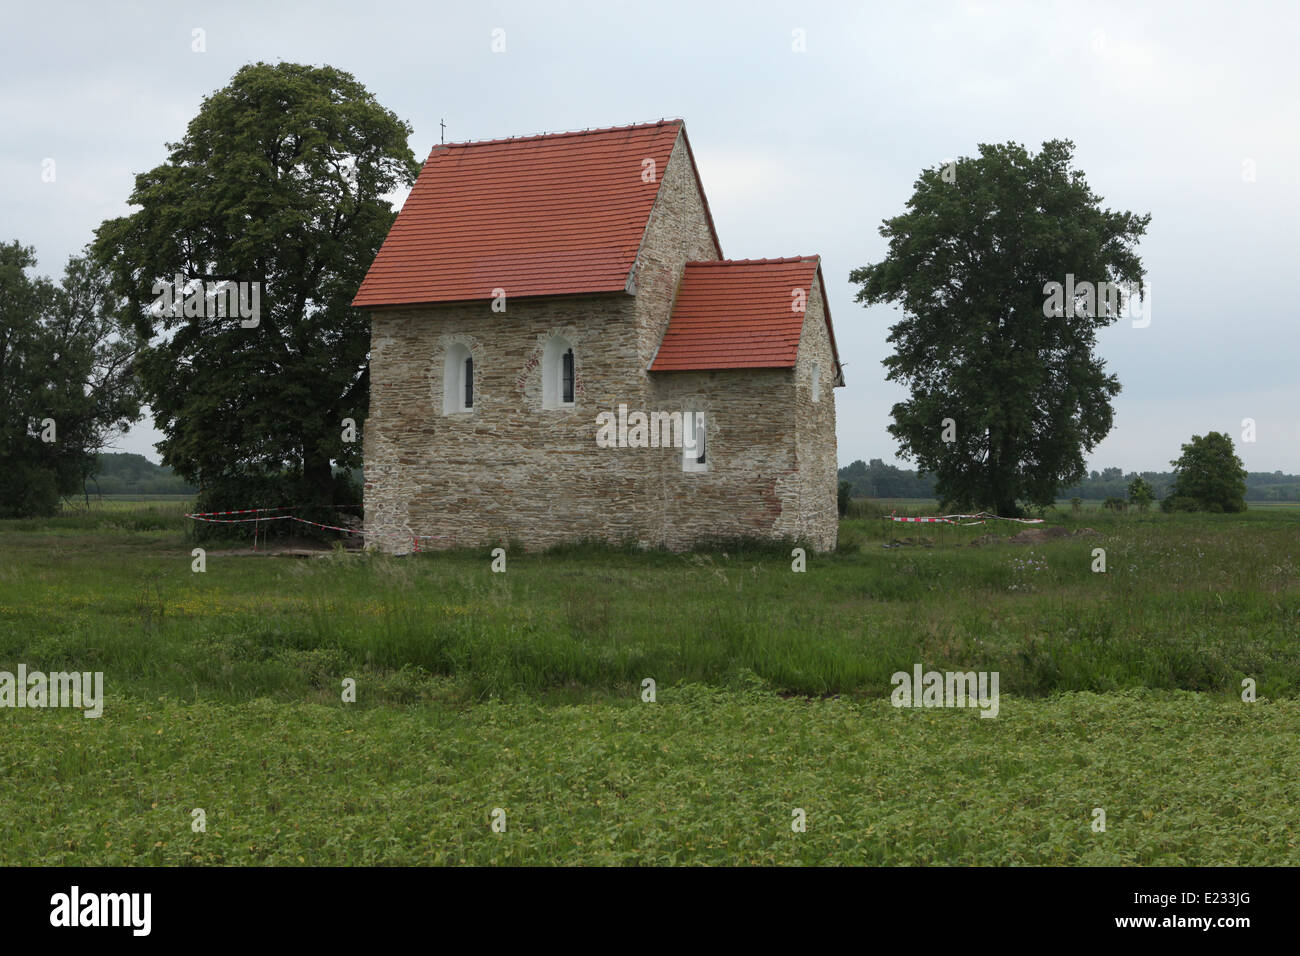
[94,62,418,511]
[0,242,144,516]
[850,140,1150,515]
[1165,432,1247,513]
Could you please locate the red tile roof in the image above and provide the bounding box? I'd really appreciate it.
[353,120,707,307]
[650,258,841,378]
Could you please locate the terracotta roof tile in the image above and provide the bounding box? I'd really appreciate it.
[650,258,841,377]
[352,121,686,307]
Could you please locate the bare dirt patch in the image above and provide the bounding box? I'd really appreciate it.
[971,526,1099,546]
[882,536,935,548]
[201,535,364,558]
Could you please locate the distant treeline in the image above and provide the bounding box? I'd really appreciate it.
[82,452,1300,502]
[86,453,196,496]
[838,459,938,499]
[839,459,1300,502]
[1059,467,1300,503]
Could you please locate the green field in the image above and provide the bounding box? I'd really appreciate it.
[1,501,1297,864]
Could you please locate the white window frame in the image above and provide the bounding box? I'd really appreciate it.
[443,343,474,415]
[682,409,707,473]
[811,361,822,403]
[542,336,576,410]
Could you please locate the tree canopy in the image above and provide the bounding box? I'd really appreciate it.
[93,62,418,514]
[850,140,1150,515]
[0,242,143,516]
[1164,432,1248,513]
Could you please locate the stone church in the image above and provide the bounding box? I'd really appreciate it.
[352,119,843,553]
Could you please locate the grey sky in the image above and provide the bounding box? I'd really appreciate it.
[3,0,1296,472]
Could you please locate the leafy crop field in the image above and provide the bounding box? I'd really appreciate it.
[1,502,1297,864]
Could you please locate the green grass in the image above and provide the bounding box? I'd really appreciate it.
[4,505,1297,702]
[1,503,1297,864]
[1,688,1296,865]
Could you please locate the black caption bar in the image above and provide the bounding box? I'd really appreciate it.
[0,865,1278,943]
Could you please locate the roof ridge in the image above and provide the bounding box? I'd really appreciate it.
[434,119,684,152]
[685,256,819,266]
[355,118,684,308]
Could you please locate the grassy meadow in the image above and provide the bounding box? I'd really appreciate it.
[0,498,1297,864]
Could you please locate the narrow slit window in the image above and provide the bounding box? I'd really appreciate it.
[543,336,575,409]
[683,411,708,473]
[443,343,474,415]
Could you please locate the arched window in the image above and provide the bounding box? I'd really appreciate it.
[811,361,822,403]
[683,408,707,473]
[542,336,576,409]
[443,343,474,414]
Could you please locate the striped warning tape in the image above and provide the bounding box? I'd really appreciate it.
[185,514,293,524]
[289,516,367,536]
[886,511,1045,526]
[183,509,454,545]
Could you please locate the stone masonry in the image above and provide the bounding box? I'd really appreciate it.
[361,127,839,553]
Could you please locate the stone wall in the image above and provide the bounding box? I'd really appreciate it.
[362,129,839,553]
[363,293,649,552]
[634,133,722,371]
[641,277,839,552]
[791,277,839,551]
[646,368,800,549]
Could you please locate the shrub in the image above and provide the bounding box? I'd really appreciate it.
[0,463,60,519]
[192,470,361,541]
[1127,476,1154,511]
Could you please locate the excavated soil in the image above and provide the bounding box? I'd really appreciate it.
[970,526,1099,546]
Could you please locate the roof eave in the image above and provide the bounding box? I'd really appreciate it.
[814,262,845,387]
[648,362,797,373]
[353,286,635,312]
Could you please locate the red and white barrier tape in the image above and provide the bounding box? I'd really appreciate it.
[183,509,453,545]
[185,514,294,524]
[886,511,1045,526]
[288,516,367,536]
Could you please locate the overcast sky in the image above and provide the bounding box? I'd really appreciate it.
[4,0,1297,472]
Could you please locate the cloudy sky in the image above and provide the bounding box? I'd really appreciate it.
[4,0,1296,472]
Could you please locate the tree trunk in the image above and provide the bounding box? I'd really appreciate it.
[302,446,333,506]
[987,428,1022,517]
[997,429,1021,516]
